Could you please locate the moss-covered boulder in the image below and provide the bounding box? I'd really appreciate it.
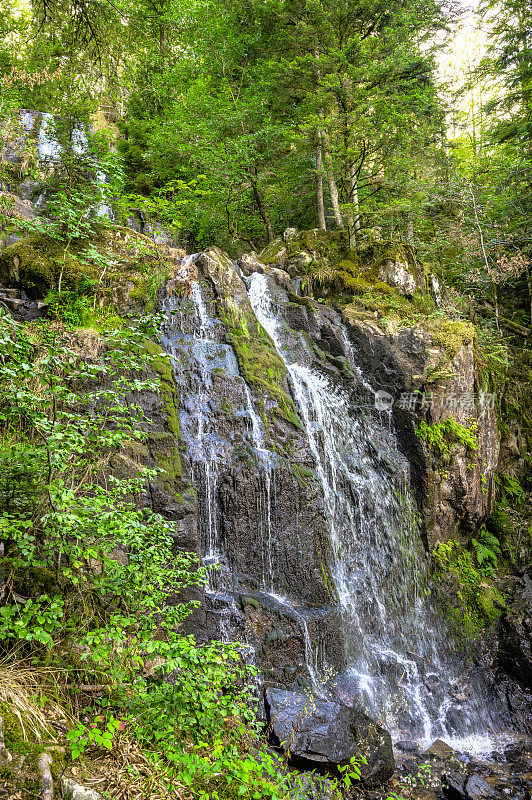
[0,235,92,298]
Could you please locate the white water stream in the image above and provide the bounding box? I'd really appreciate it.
[160,258,504,746]
[246,272,498,742]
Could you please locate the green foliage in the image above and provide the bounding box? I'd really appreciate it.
[66,714,124,759]
[475,327,510,392]
[498,473,526,505]
[45,289,92,325]
[337,754,368,790]
[0,594,65,646]
[471,527,502,570]
[433,538,506,641]
[416,418,478,459]
[0,308,315,799]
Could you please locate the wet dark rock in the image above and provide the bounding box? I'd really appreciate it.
[442,772,468,800]
[265,688,394,787]
[424,740,458,760]
[340,313,499,549]
[0,285,48,321]
[396,740,422,754]
[498,569,532,691]
[465,774,502,800]
[504,744,532,766]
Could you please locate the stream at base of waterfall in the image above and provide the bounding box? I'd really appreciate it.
[160,255,515,755]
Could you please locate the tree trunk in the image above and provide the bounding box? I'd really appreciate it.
[526,262,532,329]
[406,217,414,242]
[321,138,343,229]
[345,161,361,248]
[251,176,274,243]
[316,143,326,230]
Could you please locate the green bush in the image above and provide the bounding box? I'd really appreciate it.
[0,307,317,799]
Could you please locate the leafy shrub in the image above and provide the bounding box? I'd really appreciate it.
[45,289,92,325]
[471,527,501,570]
[0,308,310,798]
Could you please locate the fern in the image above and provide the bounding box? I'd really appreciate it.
[472,527,501,570]
[479,529,501,554]
[472,539,497,567]
[502,475,525,504]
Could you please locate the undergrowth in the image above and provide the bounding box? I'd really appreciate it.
[0,308,325,800]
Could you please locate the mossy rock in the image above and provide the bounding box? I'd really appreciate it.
[0,235,94,298]
[140,340,181,442]
[424,318,475,358]
[13,565,63,597]
[220,304,299,421]
[260,238,288,265]
[154,448,182,486]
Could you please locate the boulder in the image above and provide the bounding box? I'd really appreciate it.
[265,688,394,787]
[378,258,417,296]
[424,739,457,760]
[442,772,468,800]
[465,774,501,800]
[61,779,103,800]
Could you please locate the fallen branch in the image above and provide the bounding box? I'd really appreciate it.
[474,300,530,336]
[406,650,435,668]
[38,751,53,800]
[70,683,132,693]
[0,714,11,763]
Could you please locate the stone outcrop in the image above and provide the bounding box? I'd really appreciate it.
[256,228,500,547]
[265,688,394,787]
[497,568,532,690]
[340,314,499,547]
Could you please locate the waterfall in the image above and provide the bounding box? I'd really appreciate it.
[245,271,498,743]
[37,112,113,218]
[159,255,504,746]
[161,256,338,686]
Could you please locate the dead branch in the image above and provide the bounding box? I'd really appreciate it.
[38,751,53,800]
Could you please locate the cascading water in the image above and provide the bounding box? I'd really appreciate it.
[37,112,112,218]
[159,253,508,747]
[246,271,500,743]
[161,258,304,639]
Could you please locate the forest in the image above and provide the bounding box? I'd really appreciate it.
[0,0,531,798]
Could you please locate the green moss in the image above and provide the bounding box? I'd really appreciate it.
[432,539,506,644]
[12,565,62,597]
[0,235,92,296]
[219,304,299,423]
[241,596,260,609]
[141,341,181,439]
[273,405,303,429]
[129,277,150,301]
[287,292,314,308]
[260,238,287,264]
[425,318,475,358]
[154,448,182,484]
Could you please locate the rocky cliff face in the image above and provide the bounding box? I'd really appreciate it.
[140,240,522,741]
[259,230,500,549]
[0,217,530,744]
